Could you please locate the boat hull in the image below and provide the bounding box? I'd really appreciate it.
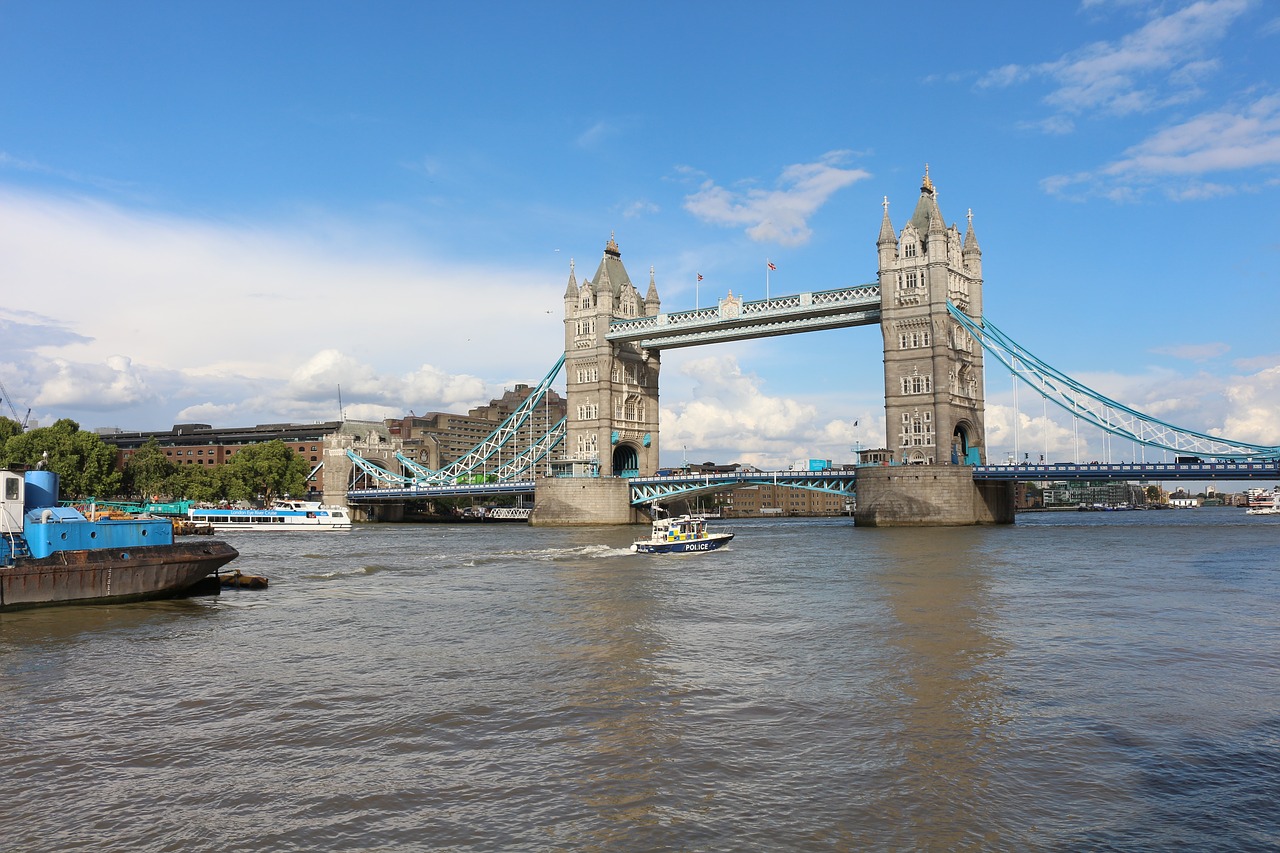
[632,532,734,554]
[0,540,239,611]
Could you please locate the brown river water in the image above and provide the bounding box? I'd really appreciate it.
[2,510,1277,851]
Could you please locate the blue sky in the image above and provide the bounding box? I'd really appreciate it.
[1,0,1277,468]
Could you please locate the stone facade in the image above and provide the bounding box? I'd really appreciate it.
[877,169,987,465]
[559,235,662,478]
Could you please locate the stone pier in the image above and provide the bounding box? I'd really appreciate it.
[529,478,648,526]
[853,465,1013,526]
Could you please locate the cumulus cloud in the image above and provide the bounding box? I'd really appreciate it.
[682,151,869,246]
[659,353,874,467]
[35,355,156,410]
[0,189,561,430]
[286,349,490,410]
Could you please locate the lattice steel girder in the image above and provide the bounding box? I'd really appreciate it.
[974,461,1280,481]
[629,471,857,506]
[607,285,881,350]
[490,419,566,481]
[947,303,1280,460]
[632,310,882,350]
[424,354,566,484]
[348,481,537,502]
[347,355,566,488]
[396,453,435,478]
[345,450,413,485]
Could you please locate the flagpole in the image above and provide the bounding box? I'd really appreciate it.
[696,274,700,309]
[766,258,770,300]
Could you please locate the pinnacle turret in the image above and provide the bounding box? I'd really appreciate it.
[563,258,578,299]
[877,196,897,246]
[963,208,981,254]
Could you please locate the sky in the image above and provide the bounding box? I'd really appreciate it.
[1,0,1278,470]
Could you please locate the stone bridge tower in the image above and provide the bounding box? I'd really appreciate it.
[876,169,988,465]
[558,234,662,477]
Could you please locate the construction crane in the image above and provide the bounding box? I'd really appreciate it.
[0,379,31,430]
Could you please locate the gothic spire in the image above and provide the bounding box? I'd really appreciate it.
[963,208,981,253]
[645,265,660,314]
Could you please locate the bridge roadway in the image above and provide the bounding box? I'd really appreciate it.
[973,460,1280,481]
[346,461,1278,506]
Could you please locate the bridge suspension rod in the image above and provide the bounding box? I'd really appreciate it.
[949,303,1280,460]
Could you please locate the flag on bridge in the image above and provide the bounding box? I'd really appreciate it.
[697,273,703,281]
[767,261,777,271]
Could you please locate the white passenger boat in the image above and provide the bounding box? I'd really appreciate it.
[631,514,733,554]
[188,500,352,531]
[1245,506,1280,516]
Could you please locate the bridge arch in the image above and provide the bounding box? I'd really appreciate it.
[612,443,640,478]
[952,418,977,464]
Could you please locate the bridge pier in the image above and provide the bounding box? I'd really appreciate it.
[853,465,1013,526]
[529,478,648,526]
[349,502,406,523]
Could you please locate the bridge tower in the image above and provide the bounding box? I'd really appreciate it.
[877,168,988,466]
[558,234,662,478]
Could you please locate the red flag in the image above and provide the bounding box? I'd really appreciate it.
[697,273,703,281]
[767,261,777,271]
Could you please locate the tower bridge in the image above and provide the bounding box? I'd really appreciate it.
[343,170,1279,525]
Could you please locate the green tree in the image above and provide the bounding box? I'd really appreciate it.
[169,463,241,504]
[2,418,122,499]
[222,440,309,505]
[123,438,175,500]
[0,416,23,450]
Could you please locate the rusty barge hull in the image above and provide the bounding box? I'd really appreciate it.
[0,540,239,611]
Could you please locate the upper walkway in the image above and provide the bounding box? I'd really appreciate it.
[606,284,881,349]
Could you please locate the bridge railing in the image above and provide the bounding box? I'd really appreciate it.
[607,284,881,341]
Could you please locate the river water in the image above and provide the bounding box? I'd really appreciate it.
[2,509,1278,852]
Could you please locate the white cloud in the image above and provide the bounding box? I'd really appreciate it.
[1105,93,1280,175]
[1150,342,1231,361]
[576,119,621,149]
[35,355,156,410]
[1043,91,1280,198]
[982,0,1248,118]
[659,353,873,467]
[622,199,660,218]
[0,189,562,429]
[682,151,869,246]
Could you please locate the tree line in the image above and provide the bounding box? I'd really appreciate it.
[0,417,311,505]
